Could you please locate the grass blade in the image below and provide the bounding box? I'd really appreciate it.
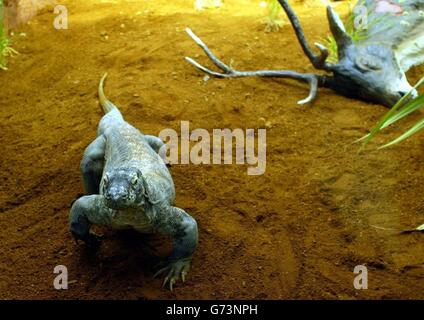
[381,93,424,128]
[379,117,424,149]
[359,77,424,150]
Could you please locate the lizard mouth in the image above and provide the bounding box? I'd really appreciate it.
[105,198,131,210]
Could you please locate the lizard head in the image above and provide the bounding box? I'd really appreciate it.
[101,167,146,210]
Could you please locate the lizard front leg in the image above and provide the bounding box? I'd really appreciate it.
[144,135,165,154]
[69,195,113,248]
[80,135,106,195]
[144,135,172,167]
[153,206,198,290]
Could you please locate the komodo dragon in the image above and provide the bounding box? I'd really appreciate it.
[69,74,198,290]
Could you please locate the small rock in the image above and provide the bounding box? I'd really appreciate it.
[265,121,272,129]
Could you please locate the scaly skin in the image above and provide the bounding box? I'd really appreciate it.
[69,73,198,290]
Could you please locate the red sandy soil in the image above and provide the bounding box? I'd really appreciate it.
[0,0,423,299]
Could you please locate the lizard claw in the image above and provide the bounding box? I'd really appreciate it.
[164,277,176,291]
[72,232,103,249]
[153,257,191,290]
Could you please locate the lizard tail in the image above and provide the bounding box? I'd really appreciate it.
[98,73,119,114]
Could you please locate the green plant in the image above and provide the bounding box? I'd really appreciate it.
[263,0,285,32]
[0,0,18,70]
[358,76,424,150]
[0,0,7,69]
[325,2,368,62]
[357,77,424,233]
[325,1,388,63]
[0,31,8,70]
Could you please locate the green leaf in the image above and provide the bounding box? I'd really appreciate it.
[417,224,424,231]
[381,93,424,128]
[358,77,424,150]
[379,117,424,149]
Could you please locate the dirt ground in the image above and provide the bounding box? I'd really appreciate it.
[0,0,423,300]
